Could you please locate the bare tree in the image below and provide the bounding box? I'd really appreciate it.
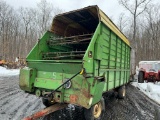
[36,0,63,36]
[36,0,53,35]
[19,7,33,38]
[0,0,64,62]
[0,1,13,59]
[117,13,128,32]
[19,7,37,55]
[130,3,160,63]
[143,4,160,60]
[118,0,152,66]
[119,0,151,48]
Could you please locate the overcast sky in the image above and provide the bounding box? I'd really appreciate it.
[5,0,127,23]
[5,0,160,23]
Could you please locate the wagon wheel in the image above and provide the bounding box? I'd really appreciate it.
[42,94,55,107]
[84,97,105,120]
[118,85,126,99]
[138,71,144,83]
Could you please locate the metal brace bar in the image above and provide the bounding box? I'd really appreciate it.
[23,104,68,120]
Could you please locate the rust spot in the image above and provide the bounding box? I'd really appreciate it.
[82,89,91,98]
[70,95,78,103]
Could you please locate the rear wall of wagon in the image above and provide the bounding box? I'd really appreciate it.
[94,22,130,91]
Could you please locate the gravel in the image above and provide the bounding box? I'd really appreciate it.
[0,75,159,120]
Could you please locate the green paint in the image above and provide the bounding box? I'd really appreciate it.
[19,67,36,92]
[19,9,131,109]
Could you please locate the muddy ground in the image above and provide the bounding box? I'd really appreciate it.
[0,75,160,120]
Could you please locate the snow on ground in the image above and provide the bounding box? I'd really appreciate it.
[131,81,160,105]
[0,66,19,76]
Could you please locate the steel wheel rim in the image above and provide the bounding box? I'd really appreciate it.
[93,102,102,118]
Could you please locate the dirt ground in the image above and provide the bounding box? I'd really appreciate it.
[0,75,160,120]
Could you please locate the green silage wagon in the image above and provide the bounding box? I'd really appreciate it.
[19,5,131,120]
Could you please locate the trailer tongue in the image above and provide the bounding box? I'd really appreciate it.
[23,104,67,120]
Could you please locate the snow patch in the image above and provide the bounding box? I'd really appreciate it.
[0,66,20,76]
[131,81,160,104]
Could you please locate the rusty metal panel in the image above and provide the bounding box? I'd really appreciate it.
[50,5,130,46]
[51,6,99,36]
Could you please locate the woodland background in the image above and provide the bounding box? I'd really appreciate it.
[0,0,160,65]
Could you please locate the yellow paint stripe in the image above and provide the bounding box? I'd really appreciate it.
[99,10,130,46]
[80,69,84,75]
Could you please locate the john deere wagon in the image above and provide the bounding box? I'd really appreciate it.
[20,6,131,120]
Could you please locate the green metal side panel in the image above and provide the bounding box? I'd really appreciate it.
[82,22,131,105]
[93,22,131,92]
[82,23,102,105]
[27,31,52,60]
[27,62,82,74]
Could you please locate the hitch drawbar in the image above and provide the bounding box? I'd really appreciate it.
[23,104,68,120]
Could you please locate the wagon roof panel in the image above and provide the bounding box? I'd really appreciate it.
[51,5,130,46]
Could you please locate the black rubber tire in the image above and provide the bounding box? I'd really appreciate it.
[84,97,105,120]
[138,71,144,83]
[42,97,53,107]
[118,85,126,99]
